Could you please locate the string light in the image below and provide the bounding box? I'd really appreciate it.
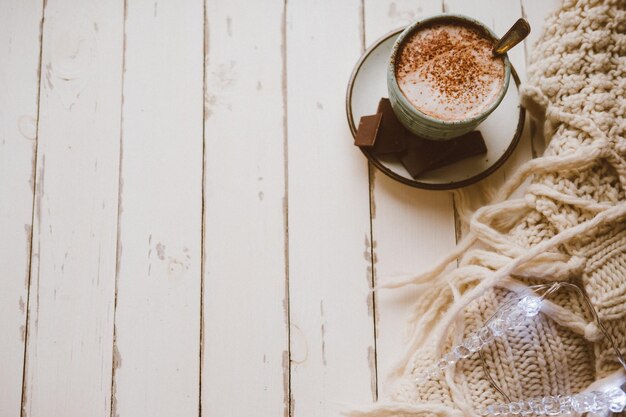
[479,387,626,415]
[411,281,626,417]
[414,295,543,384]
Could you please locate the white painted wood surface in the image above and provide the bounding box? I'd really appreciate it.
[112,1,204,417]
[0,1,43,416]
[442,0,534,214]
[521,0,561,158]
[361,0,458,396]
[286,1,377,415]
[21,1,124,416]
[0,2,558,416]
[201,1,288,416]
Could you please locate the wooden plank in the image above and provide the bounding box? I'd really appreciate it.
[0,1,43,416]
[201,1,289,416]
[111,1,204,417]
[444,0,526,79]
[521,0,561,157]
[21,1,124,416]
[441,0,533,213]
[362,1,458,397]
[440,0,556,197]
[286,0,377,414]
[364,0,442,37]
[521,0,561,57]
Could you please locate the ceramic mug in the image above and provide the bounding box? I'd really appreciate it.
[387,14,511,140]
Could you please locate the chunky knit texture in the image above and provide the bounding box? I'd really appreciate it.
[349,0,626,415]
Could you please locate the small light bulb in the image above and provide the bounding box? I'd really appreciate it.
[478,326,495,344]
[543,396,560,415]
[503,306,526,328]
[464,333,482,352]
[453,344,471,359]
[519,400,533,415]
[518,296,542,317]
[486,404,499,416]
[558,395,573,414]
[572,392,595,412]
[488,317,508,336]
[606,387,626,413]
[508,401,522,415]
[528,398,545,414]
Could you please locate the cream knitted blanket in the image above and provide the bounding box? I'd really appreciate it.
[350,0,626,415]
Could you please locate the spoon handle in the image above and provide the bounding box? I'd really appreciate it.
[492,18,531,56]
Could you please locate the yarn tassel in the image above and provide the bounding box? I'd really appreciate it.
[343,402,465,417]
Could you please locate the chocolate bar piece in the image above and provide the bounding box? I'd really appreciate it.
[354,113,383,147]
[354,97,488,178]
[400,131,487,179]
[353,99,409,154]
[373,98,408,154]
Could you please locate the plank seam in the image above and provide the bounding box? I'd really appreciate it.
[361,0,379,401]
[109,0,129,415]
[20,0,47,415]
[198,0,208,415]
[452,194,463,245]
[519,0,539,159]
[367,165,380,401]
[281,1,292,416]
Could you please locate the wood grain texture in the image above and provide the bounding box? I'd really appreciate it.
[521,0,561,157]
[0,1,43,416]
[444,0,532,180]
[362,0,460,397]
[443,0,526,80]
[111,1,204,416]
[286,0,377,415]
[441,0,534,217]
[21,1,124,416]
[201,1,289,416]
[0,2,560,416]
[364,0,441,35]
[521,0,561,56]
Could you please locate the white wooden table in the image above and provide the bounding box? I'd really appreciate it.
[1,1,559,416]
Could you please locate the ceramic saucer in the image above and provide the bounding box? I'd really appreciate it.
[346,28,525,190]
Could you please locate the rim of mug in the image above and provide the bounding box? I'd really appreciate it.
[345,27,526,190]
[388,13,512,127]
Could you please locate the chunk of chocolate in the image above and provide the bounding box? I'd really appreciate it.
[354,113,383,147]
[354,99,408,154]
[354,97,488,179]
[400,131,487,179]
[373,98,408,154]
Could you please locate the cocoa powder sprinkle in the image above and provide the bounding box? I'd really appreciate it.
[396,23,504,106]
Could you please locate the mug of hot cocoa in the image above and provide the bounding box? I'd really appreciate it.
[388,14,511,140]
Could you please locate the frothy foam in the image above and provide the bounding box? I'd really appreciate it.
[395,22,505,122]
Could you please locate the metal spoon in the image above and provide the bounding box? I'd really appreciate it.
[492,18,531,56]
